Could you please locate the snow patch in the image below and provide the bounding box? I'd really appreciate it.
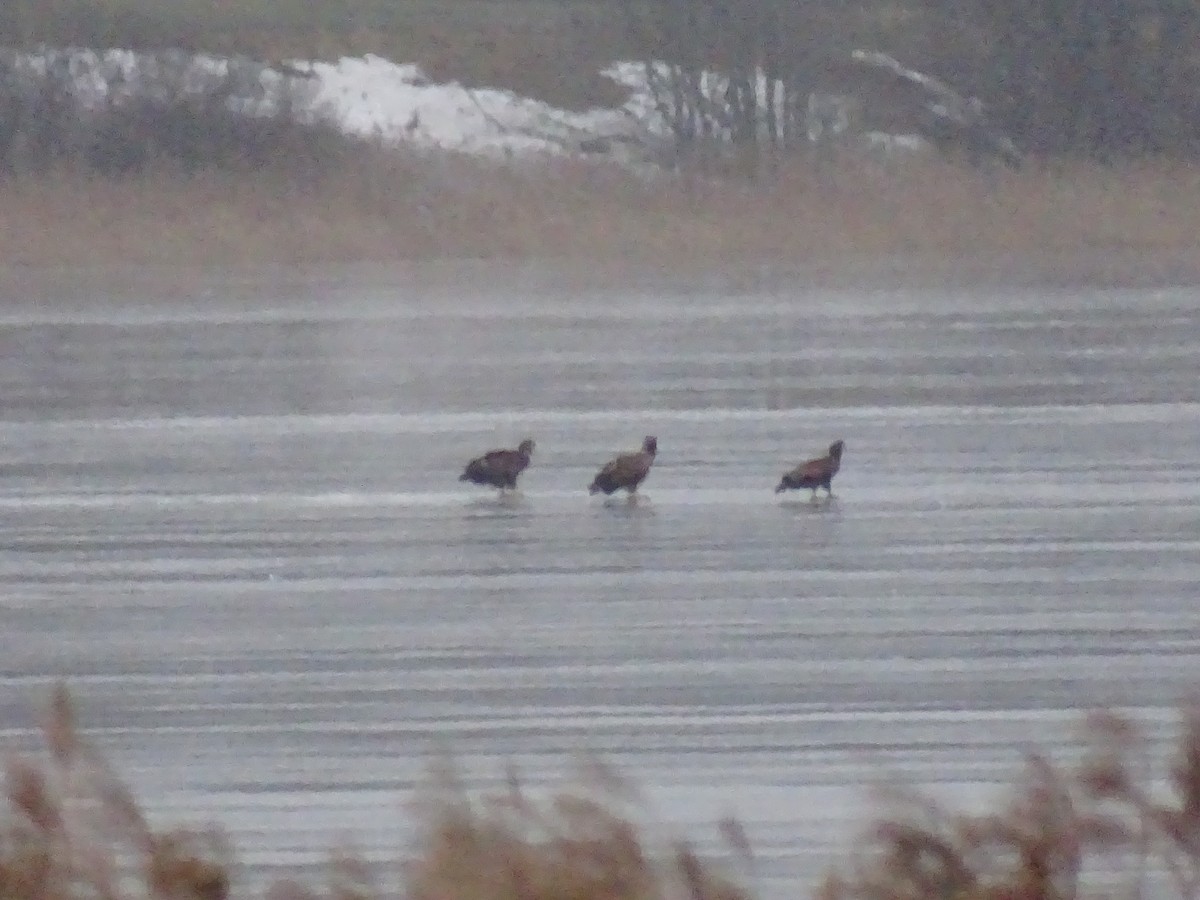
[299,54,651,160]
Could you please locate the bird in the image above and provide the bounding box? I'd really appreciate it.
[588,435,657,497]
[459,439,535,493]
[775,440,845,500]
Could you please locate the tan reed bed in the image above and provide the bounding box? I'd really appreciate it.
[7,687,1200,900]
[2,155,1200,280]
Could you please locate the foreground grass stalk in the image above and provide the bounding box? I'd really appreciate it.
[5,688,1200,900]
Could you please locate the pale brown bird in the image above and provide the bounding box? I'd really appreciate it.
[588,435,657,496]
[459,439,535,492]
[775,440,844,500]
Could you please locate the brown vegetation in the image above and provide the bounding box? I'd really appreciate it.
[1,685,233,900]
[3,154,1200,280]
[2,686,753,900]
[820,708,1200,900]
[402,758,753,900]
[7,688,1200,900]
[2,1,1199,281]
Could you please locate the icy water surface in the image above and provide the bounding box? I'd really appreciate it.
[1,272,1198,894]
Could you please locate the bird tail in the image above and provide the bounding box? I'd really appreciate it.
[589,471,619,495]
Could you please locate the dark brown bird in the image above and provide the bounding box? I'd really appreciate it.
[775,440,844,500]
[589,435,657,496]
[459,439,535,492]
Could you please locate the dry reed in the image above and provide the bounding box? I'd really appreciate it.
[2,686,753,900]
[1,684,233,900]
[820,706,1200,900]
[4,154,1200,280]
[7,688,1200,900]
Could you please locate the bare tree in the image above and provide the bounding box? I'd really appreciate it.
[913,0,1200,158]
[620,0,814,176]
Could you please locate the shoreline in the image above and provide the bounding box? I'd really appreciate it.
[2,250,1199,309]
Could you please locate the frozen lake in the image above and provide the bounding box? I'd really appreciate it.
[1,268,1198,895]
